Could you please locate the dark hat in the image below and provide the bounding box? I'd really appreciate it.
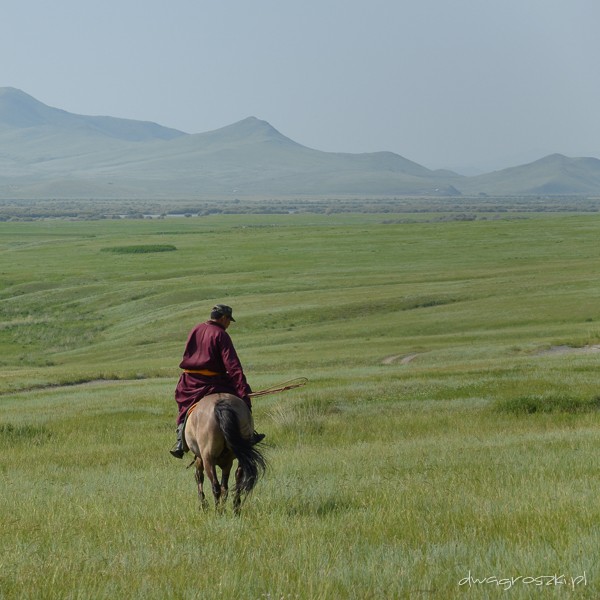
[212,304,235,321]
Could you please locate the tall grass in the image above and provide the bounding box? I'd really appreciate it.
[1,212,600,598]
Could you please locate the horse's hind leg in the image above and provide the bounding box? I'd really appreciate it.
[233,465,244,515]
[194,458,208,511]
[219,460,233,506]
[203,457,223,510]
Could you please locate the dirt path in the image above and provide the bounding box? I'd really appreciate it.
[382,353,420,365]
[535,344,600,356]
[381,344,600,365]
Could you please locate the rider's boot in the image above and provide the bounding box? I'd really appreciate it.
[169,423,185,459]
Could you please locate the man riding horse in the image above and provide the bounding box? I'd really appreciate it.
[170,304,265,458]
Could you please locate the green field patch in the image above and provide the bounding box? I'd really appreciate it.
[0,423,52,446]
[254,295,462,330]
[495,393,600,415]
[100,244,177,254]
[2,212,600,598]
[402,295,460,310]
[268,395,342,436]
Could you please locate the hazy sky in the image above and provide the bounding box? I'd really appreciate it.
[2,0,599,173]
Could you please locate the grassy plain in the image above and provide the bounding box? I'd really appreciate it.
[1,209,600,599]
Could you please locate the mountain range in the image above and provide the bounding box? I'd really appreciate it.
[1,87,599,199]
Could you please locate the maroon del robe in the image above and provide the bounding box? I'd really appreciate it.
[174,320,252,425]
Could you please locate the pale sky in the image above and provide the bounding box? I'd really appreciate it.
[2,0,599,173]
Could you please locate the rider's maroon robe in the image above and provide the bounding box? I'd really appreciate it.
[174,320,252,425]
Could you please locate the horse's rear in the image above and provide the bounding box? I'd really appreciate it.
[185,393,266,513]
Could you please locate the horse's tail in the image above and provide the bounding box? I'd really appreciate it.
[214,400,267,494]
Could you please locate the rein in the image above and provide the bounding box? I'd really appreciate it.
[249,377,308,398]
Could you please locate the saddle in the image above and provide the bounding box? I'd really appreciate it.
[181,401,201,453]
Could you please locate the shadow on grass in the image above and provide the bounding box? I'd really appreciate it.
[285,495,355,517]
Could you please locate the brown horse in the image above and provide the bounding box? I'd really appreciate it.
[184,393,266,513]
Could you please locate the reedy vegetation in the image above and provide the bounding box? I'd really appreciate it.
[1,210,599,599]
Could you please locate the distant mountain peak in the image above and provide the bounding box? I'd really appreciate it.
[222,116,286,136]
[536,153,568,164]
[237,116,271,127]
[0,86,33,98]
[0,86,185,141]
[0,86,23,96]
[200,115,300,148]
[529,153,600,169]
[0,86,58,128]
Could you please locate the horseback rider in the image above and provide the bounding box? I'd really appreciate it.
[170,304,265,458]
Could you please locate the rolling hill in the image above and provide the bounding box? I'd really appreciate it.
[1,87,599,199]
[459,153,600,196]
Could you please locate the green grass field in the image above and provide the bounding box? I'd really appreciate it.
[1,211,599,599]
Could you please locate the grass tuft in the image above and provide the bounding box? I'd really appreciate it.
[100,244,177,254]
[0,423,52,445]
[494,393,600,415]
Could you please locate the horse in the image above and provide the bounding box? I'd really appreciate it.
[184,393,267,514]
